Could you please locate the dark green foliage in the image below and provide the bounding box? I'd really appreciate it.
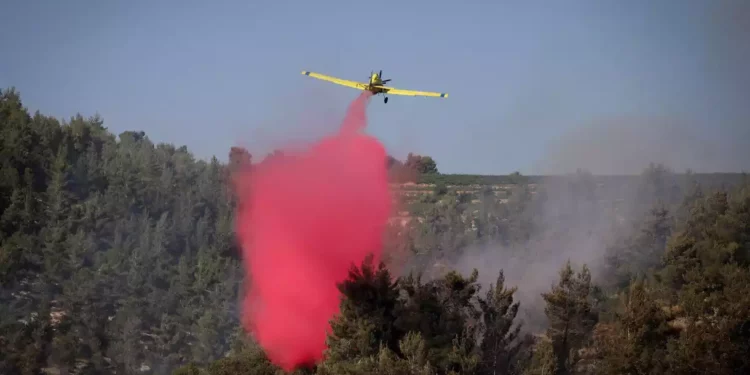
[537,262,599,375]
[405,153,439,175]
[659,185,750,373]
[318,257,532,375]
[602,205,673,292]
[387,152,439,182]
[202,346,283,375]
[1,88,242,374]
[586,180,750,374]
[477,271,524,374]
[324,255,402,362]
[589,281,677,375]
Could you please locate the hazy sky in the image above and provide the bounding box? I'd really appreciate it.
[2,0,748,174]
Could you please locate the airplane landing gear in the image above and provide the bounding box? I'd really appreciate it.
[384,97,388,104]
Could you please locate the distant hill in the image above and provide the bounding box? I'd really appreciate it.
[417,171,746,187]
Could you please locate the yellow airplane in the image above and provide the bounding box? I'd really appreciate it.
[300,69,448,104]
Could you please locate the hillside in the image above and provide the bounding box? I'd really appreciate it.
[2,87,749,375]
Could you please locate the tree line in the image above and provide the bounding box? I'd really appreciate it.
[181,172,750,374]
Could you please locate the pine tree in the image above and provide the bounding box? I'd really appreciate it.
[477,270,523,375]
[322,255,401,364]
[539,261,598,375]
[590,280,675,374]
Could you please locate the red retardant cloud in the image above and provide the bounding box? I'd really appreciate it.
[232,91,392,370]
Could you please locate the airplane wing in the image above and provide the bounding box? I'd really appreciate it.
[376,86,448,98]
[301,71,368,90]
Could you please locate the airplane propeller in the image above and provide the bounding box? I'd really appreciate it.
[369,70,391,84]
[379,70,391,84]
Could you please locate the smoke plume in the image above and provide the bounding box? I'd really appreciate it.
[444,0,750,331]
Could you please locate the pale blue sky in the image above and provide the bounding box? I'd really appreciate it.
[2,0,748,174]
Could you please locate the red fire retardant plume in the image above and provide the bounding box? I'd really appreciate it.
[232,91,392,371]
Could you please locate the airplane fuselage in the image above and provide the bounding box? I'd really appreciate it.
[367,72,387,94]
[367,72,390,102]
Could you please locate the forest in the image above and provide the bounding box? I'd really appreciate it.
[1,86,749,375]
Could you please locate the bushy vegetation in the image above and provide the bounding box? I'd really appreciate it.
[2,87,749,374]
[1,88,242,374]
